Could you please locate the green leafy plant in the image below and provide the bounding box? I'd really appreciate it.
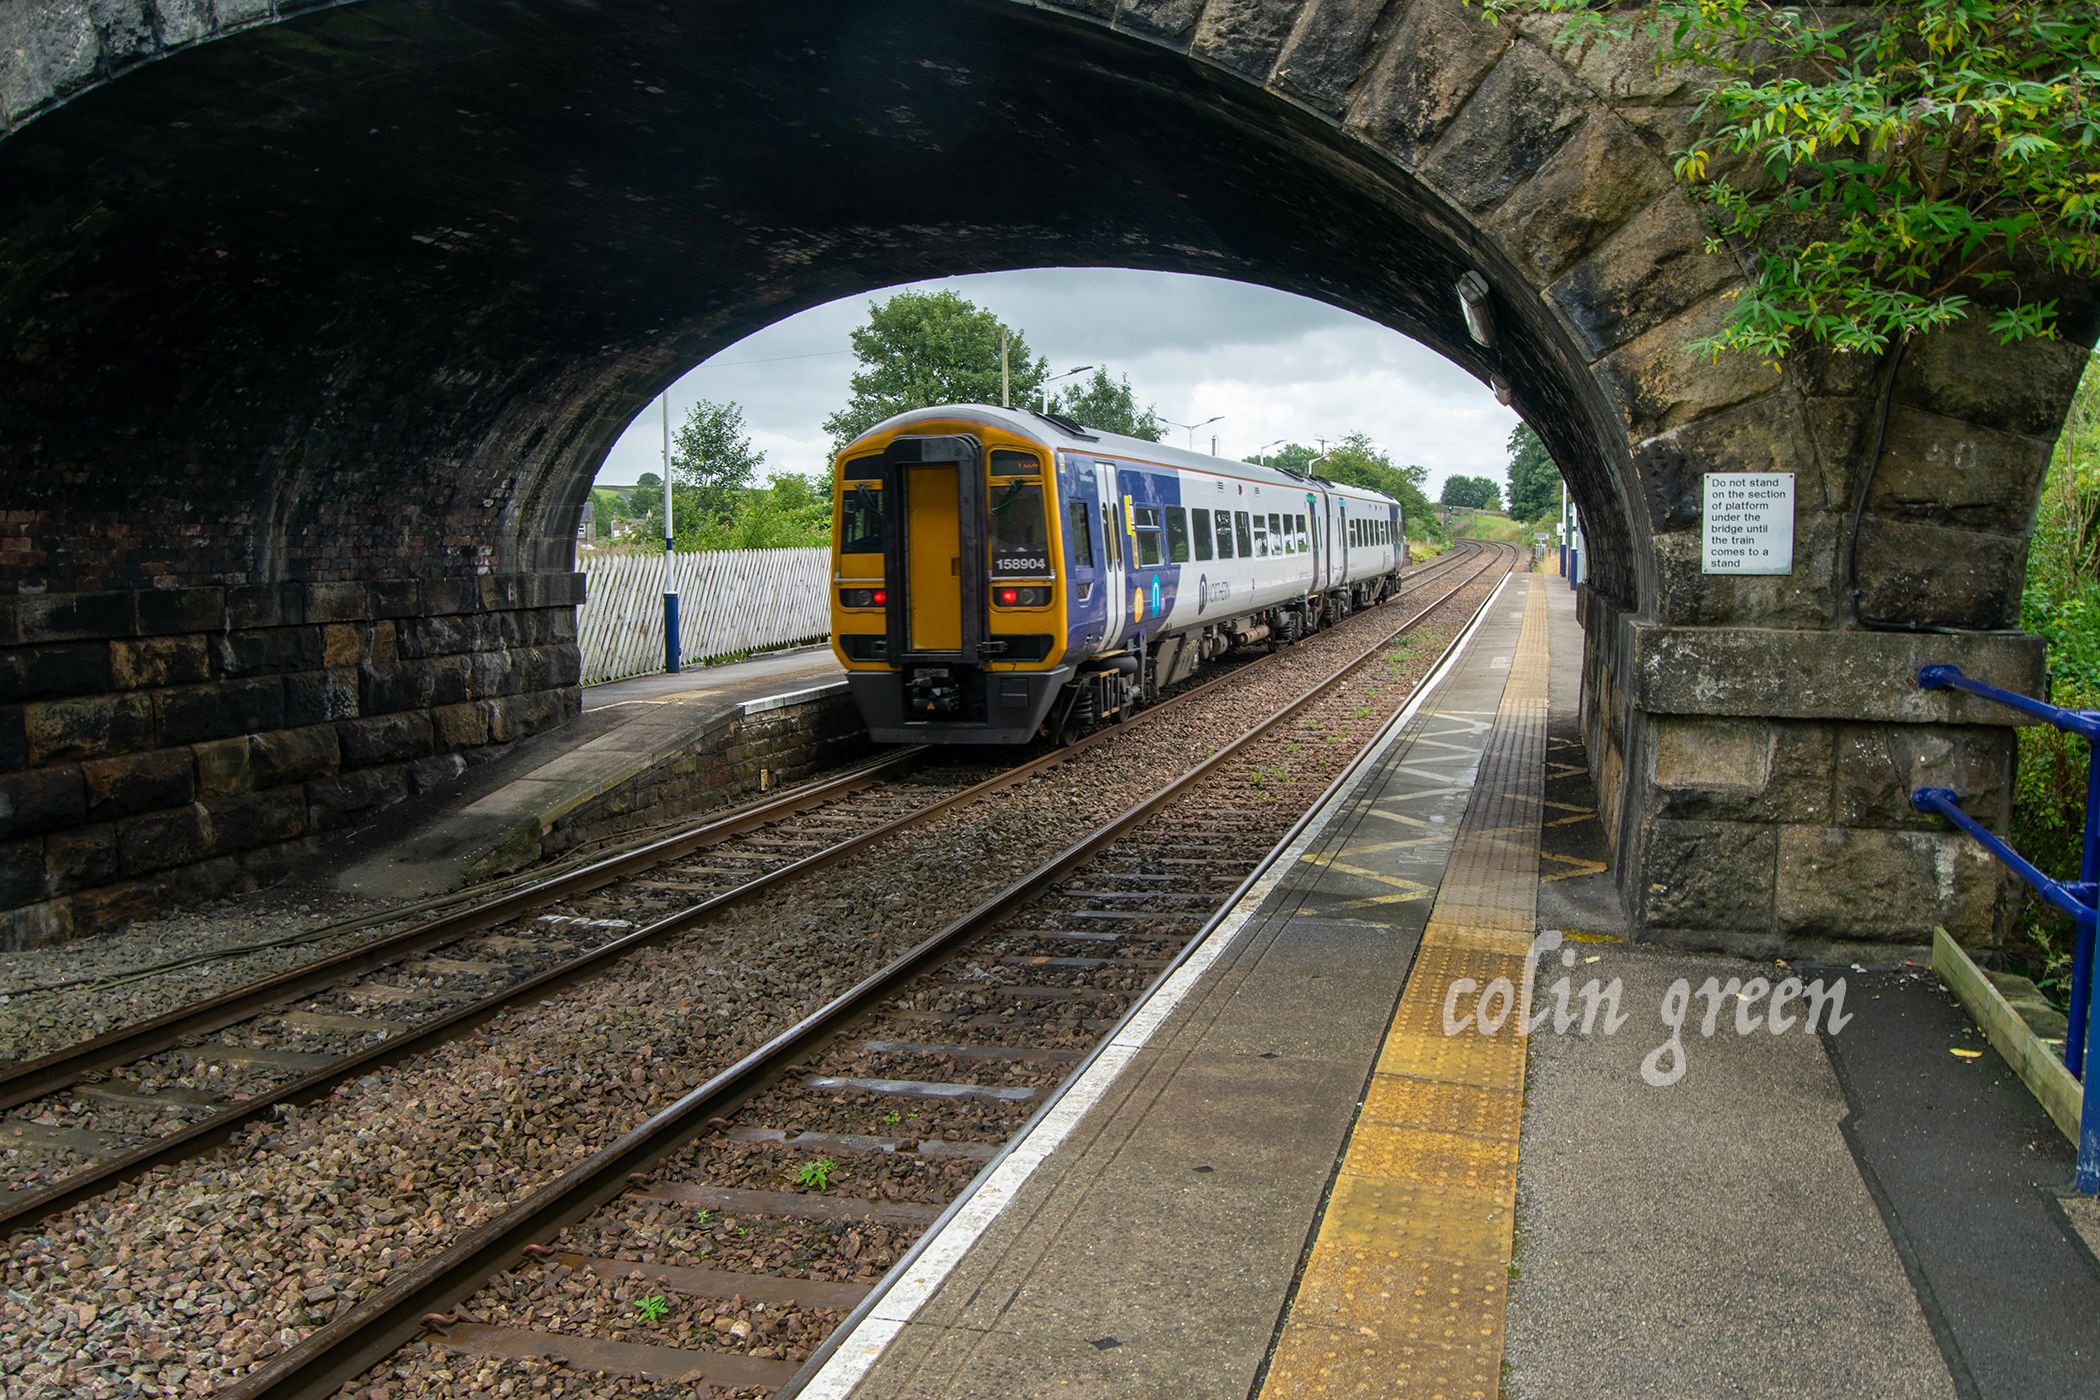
[1470,0,2100,363]
[881,1111,901,1126]
[633,1294,670,1324]
[693,1209,714,1227]
[796,1157,838,1191]
[2009,350,2100,1007]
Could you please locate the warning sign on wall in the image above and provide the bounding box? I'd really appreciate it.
[1702,473,1794,575]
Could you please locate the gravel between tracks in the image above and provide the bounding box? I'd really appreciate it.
[4,553,1503,1400]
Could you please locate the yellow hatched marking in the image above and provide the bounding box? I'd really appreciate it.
[1356,809,1438,831]
[1539,851,1609,882]
[1262,575,1548,1400]
[1330,835,1449,860]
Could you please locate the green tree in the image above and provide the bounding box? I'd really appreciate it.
[671,399,766,525]
[635,471,662,489]
[1441,475,1498,510]
[1050,368,1164,441]
[1505,423,1561,522]
[1470,0,2100,361]
[823,291,1045,450]
[2011,349,2100,1000]
[693,472,834,550]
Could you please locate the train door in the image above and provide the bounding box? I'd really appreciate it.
[1335,499,1350,585]
[882,435,984,661]
[905,464,961,652]
[1094,460,1126,642]
[1311,491,1329,593]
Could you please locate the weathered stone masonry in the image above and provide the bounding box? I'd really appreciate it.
[0,575,582,945]
[2,0,2094,953]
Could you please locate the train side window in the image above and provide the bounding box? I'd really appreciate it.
[1215,510,1235,559]
[1250,513,1268,557]
[1166,507,1190,564]
[1235,511,1254,558]
[1267,514,1282,553]
[1296,513,1309,553]
[1133,505,1165,567]
[1192,508,1214,561]
[840,486,885,553]
[1067,502,1094,567]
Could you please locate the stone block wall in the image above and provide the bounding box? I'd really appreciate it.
[0,572,584,947]
[529,690,874,872]
[1580,589,2040,958]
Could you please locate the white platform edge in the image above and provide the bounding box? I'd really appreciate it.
[795,571,1516,1399]
[741,680,851,716]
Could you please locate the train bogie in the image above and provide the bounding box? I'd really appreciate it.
[829,405,1405,744]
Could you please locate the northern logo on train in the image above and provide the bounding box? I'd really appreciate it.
[1148,575,1162,620]
[1196,574,1208,616]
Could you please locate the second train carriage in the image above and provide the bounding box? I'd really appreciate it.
[828,405,1405,744]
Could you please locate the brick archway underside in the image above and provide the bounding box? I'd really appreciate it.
[2,0,2093,951]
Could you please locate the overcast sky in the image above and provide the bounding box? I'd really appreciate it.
[594,269,1520,501]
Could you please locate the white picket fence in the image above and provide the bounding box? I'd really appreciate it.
[576,548,831,685]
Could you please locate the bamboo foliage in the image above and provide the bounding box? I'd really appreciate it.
[576,548,831,685]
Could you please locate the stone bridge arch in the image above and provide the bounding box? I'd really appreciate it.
[1,0,2091,951]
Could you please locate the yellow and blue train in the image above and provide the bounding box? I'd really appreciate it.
[829,405,1405,744]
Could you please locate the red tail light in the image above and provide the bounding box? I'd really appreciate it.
[840,588,888,609]
[997,587,1018,605]
[992,585,1050,607]
[872,588,887,605]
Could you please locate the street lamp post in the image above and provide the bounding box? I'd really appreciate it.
[1159,414,1223,452]
[1037,365,1095,413]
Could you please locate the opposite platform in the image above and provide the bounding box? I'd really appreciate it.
[336,647,850,900]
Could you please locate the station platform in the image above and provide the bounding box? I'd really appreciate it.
[800,574,2100,1400]
[334,647,850,900]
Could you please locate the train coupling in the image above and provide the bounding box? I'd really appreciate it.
[906,666,964,718]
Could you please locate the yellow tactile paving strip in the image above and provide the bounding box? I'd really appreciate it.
[1261,576,1548,1400]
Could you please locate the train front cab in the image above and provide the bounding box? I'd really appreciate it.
[830,424,1076,743]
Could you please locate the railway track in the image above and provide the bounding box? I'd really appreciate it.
[203,540,1517,1400]
[0,540,1494,1240]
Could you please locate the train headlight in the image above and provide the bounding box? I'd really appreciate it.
[994,586,1049,607]
[840,588,887,608]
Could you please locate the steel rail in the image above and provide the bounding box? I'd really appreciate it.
[4,545,1486,1236]
[0,747,930,1114]
[220,542,1514,1400]
[7,546,1468,1095]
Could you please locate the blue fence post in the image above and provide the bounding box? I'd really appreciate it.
[2082,741,2100,1191]
[1914,664,2100,1192]
[2071,747,2100,1077]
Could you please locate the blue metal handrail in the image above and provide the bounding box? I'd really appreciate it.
[1914,663,2100,1191]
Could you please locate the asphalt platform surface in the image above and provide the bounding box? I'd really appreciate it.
[1506,582,2100,1399]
